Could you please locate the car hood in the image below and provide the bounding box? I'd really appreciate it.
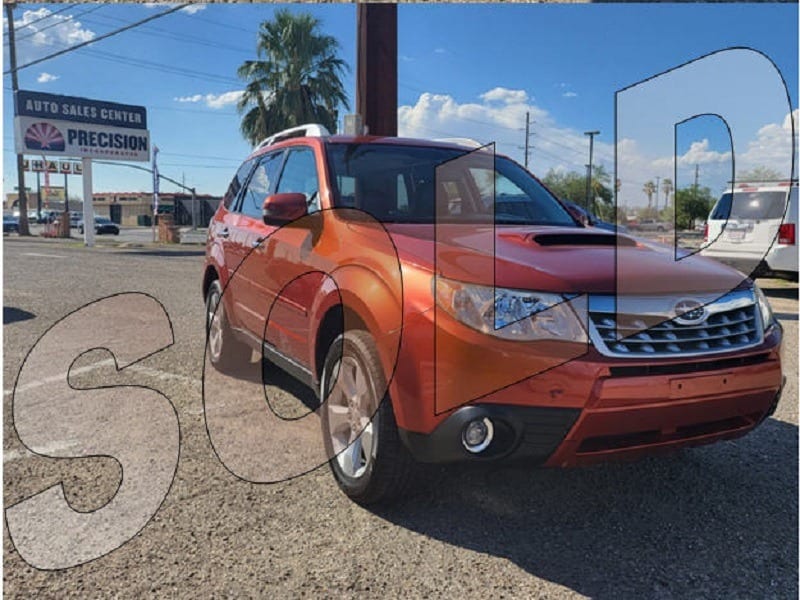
[382,224,747,295]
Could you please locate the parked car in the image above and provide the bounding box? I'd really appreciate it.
[78,216,120,235]
[203,124,783,505]
[69,211,82,228]
[629,218,672,233]
[3,215,19,234]
[701,180,797,281]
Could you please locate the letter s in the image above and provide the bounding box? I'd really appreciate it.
[6,293,180,570]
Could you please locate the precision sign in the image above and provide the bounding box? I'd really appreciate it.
[13,90,150,162]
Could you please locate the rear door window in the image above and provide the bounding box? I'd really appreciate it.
[223,158,257,209]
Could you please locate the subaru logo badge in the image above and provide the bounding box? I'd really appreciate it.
[673,299,708,326]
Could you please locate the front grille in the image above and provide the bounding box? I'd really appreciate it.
[589,291,763,357]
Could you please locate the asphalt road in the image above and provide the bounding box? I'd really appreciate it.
[3,236,797,598]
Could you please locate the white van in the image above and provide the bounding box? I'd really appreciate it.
[701,180,797,281]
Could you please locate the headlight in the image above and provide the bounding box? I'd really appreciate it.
[754,284,776,330]
[434,276,587,342]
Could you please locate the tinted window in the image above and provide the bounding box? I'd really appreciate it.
[325,143,576,225]
[712,191,787,221]
[223,158,256,209]
[239,151,284,219]
[276,147,320,212]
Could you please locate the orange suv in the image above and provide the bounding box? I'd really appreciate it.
[203,125,783,504]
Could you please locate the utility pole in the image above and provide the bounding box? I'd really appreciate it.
[523,111,533,169]
[584,130,599,211]
[694,164,700,194]
[356,4,397,136]
[6,2,30,235]
[518,112,533,169]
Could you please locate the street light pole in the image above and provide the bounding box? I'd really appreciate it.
[584,130,600,212]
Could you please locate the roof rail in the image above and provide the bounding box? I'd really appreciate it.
[433,137,484,149]
[256,123,331,150]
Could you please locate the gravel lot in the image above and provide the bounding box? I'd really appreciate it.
[3,236,797,598]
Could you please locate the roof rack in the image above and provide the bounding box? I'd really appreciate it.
[433,137,484,149]
[256,123,331,150]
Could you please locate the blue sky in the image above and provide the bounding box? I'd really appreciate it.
[3,3,798,207]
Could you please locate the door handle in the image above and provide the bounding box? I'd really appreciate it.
[218,226,230,238]
[251,236,266,248]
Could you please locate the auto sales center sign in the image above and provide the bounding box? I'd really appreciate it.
[13,90,149,162]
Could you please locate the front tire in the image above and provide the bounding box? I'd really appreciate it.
[205,279,251,372]
[320,330,414,505]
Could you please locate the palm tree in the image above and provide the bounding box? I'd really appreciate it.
[237,10,350,146]
[661,178,673,209]
[643,180,656,208]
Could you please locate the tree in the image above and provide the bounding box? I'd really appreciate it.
[661,178,673,208]
[737,166,784,183]
[674,186,715,230]
[542,167,613,220]
[237,10,350,146]
[642,181,656,208]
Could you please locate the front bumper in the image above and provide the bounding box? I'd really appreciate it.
[398,325,783,466]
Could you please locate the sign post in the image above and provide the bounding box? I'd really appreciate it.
[82,158,94,247]
[13,90,150,246]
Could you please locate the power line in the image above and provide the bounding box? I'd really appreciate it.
[5,4,186,75]
[180,11,256,35]
[15,6,104,43]
[5,4,75,34]
[81,12,252,54]
[76,48,240,85]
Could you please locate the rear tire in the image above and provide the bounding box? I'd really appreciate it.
[205,279,251,372]
[320,330,414,505]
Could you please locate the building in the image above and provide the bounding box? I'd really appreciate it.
[90,191,221,226]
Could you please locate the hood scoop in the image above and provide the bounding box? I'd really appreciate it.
[531,232,637,247]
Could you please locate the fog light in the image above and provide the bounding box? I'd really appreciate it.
[462,418,494,454]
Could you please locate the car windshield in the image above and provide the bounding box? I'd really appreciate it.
[96,217,112,224]
[325,142,577,226]
[710,190,788,221]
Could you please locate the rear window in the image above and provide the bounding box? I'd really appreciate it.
[710,190,787,221]
[325,142,575,226]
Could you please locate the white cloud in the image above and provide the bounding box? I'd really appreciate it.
[174,91,243,109]
[15,8,95,47]
[181,4,207,15]
[562,91,578,98]
[175,94,204,103]
[36,72,59,83]
[144,3,206,13]
[737,108,797,176]
[657,139,731,167]
[398,89,607,181]
[480,87,529,105]
[681,139,731,165]
[434,48,447,54]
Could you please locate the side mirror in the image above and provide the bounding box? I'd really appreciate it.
[262,193,308,225]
